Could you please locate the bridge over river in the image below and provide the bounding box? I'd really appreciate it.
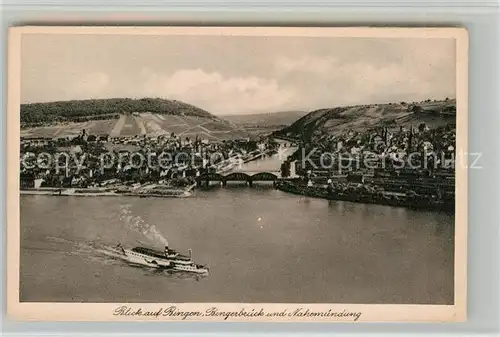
[196,139,298,187]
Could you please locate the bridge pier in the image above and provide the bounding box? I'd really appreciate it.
[222,180,227,187]
[247,180,253,187]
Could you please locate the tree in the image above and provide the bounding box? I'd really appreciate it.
[412,106,423,114]
[418,123,427,133]
[280,162,291,178]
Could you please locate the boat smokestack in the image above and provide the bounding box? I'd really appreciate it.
[188,249,192,259]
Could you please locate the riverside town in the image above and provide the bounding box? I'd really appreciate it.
[20,97,458,212]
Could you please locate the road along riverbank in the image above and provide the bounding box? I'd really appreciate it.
[20,186,192,198]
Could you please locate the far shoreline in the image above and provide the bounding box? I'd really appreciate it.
[20,184,455,213]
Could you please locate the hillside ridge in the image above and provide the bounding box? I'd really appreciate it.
[274,99,456,141]
[21,98,215,126]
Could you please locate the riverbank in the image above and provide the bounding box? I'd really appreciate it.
[21,189,122,197]
[20,181,454,212]
[21,187,191,198]
[275,180,455,213]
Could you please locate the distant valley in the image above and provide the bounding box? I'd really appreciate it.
[221,110,309,127]
[221,110,309,136]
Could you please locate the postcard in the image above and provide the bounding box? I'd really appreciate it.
[7,26,468,322]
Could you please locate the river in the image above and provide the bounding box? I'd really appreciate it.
[20,186,454,304]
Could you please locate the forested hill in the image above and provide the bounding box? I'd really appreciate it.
[21,98,215,125]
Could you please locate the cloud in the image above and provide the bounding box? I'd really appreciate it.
[139,68,295,114]
[62,56,453,114]
[22,36,455,114]
[270,50,455,109]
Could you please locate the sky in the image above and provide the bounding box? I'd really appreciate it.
[21,34,456,115]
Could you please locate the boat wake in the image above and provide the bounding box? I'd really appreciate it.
[23,205,208,280]
[38,236,207,280]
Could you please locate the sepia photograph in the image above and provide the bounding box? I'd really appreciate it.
[7,26,468,322]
